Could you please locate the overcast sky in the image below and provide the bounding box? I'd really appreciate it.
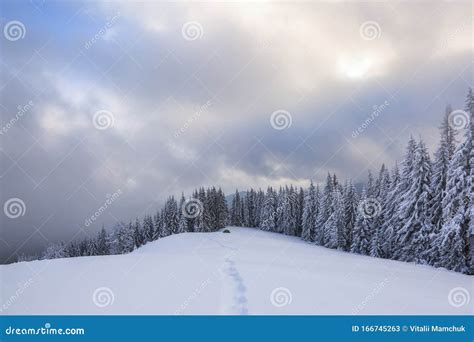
[0,0,472,263]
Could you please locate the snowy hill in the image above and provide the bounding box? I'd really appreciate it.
[1,227,472,315]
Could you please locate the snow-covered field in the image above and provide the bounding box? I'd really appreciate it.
[1,227,472,315]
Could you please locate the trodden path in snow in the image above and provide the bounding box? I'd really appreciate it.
[1,227,472,315]
[223,257,248,315]
[207,236,249,314]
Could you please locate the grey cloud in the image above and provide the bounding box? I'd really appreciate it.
[0,0,471,262]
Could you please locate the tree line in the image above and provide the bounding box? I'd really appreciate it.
[20,89,473,275]
[21,187,228,260]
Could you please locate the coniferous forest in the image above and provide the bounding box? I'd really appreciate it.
[28,89,474,275]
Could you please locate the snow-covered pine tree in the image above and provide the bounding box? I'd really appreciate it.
[380,162,401,259]
[203,188,215,232]
[185,189,199,232]
[133,218,145,248]
[296,187,305,236]
[370,164,390,258]
[351,189,373,255]
[314,173,334,245]
[88,237,99,256]
[324,186,344,249]
[260,187,278,232]
[216,188,229,229]
[108,223,122,254]
[395,139,432,263]
[163,196,179,236]
[275,187,285,234]
[341,180,358,251]
[64,241,80,257]
[177,194,188,234]
[42,242,67,259]
[283,186,298,236]
[240,191,246,226]
[154,211,164,239]
[96,226,110,255]
[193,188,206,232]
[435,89,473,273]
[429,105,457,233]
[230,190,243,226]
[245,189,257,228]
[366,170,375,198]
[255,189,265,228]
[143,215,155,242]
[390,136,417,259]
[302,181,318,242]
[118,222,135,254]
[77,239,87,256]
[279,187,290,235]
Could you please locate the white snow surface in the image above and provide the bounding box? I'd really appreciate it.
[1,227,472,315]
